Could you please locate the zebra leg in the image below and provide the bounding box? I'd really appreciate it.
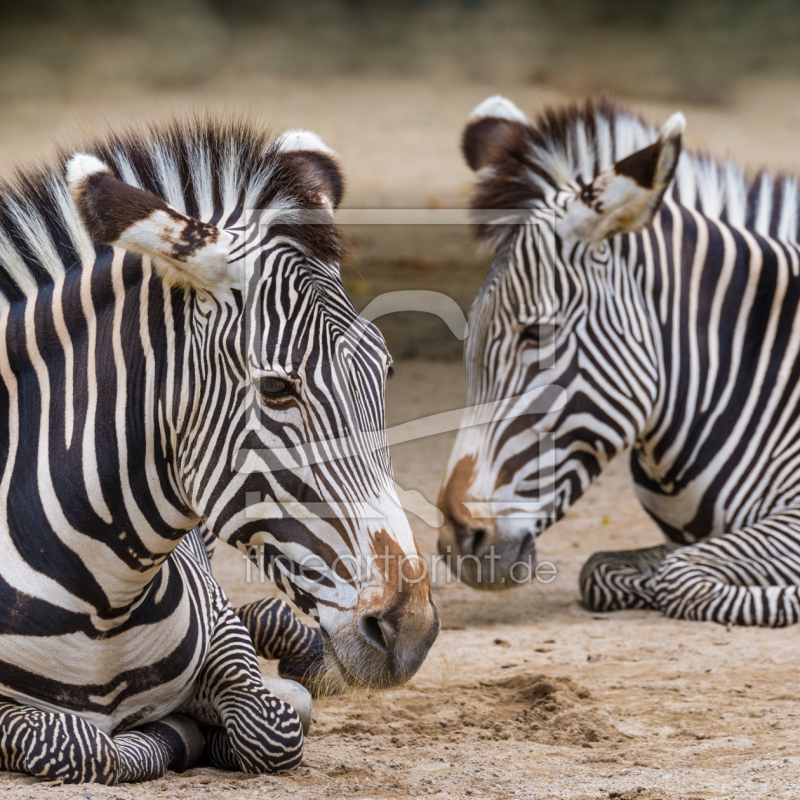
[198,532,330,697]
[234,597,329,695]
[580,542,680,611]
[0,701,120,783]
[199,725,241,771]
[653,516,800,626]
[184,605,305,773]
[114,714,205,782]
[0,702,202,784]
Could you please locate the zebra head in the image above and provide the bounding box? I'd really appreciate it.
[439,97,684,589]
[66,129,438,688]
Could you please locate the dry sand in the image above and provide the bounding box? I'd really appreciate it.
[0,71,799,798]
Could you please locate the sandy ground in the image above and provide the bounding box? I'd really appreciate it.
[1,70,800,798]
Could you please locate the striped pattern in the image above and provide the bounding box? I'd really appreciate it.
[0,116,436,783]
[441,97,800,626]
[0,702,203,784]
[235,594,326,693]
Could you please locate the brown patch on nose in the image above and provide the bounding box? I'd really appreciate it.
[367,528,432,615]
[438,454,477,527]
[352,529,440,687]
[370,529,425,583]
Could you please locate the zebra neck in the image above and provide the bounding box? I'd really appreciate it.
[634,201,800,486]
[0,250,199,614]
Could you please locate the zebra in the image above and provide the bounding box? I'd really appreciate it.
[439,94,800,627]
[0,116,439,783]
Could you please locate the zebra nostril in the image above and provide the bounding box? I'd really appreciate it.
[447,519,493,559]
[518,532,534,560]
[357,612,395,654]
[468,527,491,559]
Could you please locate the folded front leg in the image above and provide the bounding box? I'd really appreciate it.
[184,604,305,773]
[580,542,680,611]
[653,511,800,625]
[234,597,329,695]
[0,702,203,784]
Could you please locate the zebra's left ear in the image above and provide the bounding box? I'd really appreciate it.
[275,130,345,210]
[66,153,238,292]
[559,112,685,242]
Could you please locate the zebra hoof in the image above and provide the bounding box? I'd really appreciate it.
[157,714,206,772]
[262,677,312,735]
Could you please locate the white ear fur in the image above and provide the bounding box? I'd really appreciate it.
[462,96,530,173]
[276,129,335,155]
[468,95,529,124]
[65,153,110,186]
[661,112,686,141]
[116,212,238,292]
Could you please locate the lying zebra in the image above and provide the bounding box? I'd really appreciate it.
[0,117,438,783]
[439,95,800,626]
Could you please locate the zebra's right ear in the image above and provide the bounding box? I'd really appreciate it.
[559,112,685,242]
[462,96,530,172]
[66,153,237,292]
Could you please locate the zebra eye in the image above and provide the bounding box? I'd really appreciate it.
[521,324,558,346]
[259,377,291,397]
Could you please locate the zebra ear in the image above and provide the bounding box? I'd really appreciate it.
[559,112,686,242]
[462,96,530,171]
[276,129,345,210]
[66,153,237,292]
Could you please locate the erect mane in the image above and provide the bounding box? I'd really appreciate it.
[473,98,799,245]
[0,116,343,308]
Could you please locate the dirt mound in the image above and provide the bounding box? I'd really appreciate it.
[318,673,625,749]
[482,673,627,747]
[571,791,680,800]
[535,705,626,746]
[497,672,591,707]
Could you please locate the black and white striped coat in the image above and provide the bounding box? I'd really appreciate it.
[0,118,438,783]
[439,96,800,626]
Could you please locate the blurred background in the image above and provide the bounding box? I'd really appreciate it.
[5,0,800,102]
[2,0,800,360]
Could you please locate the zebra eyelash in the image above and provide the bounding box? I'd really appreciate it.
[387,365,395,379]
